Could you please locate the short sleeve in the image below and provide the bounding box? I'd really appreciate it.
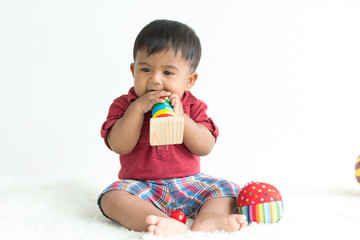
[189,99,219,141]
[100,96,130,149]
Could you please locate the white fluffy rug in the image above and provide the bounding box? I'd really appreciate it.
[1,176,359,240]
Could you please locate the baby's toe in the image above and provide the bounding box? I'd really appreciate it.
[146,215,159,225]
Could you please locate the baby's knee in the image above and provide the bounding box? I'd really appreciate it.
[99,190,129,216]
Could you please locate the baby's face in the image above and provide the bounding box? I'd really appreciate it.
[131,49,197,99]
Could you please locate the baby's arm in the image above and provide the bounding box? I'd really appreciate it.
[108,90,171,154]
[183,115,216,156]
[169,94,215,156]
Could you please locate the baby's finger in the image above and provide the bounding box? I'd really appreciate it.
[147,92,172,108]
[168,94,180,106]
[155,90,171,99]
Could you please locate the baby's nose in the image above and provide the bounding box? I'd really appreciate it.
[150,72,162,84]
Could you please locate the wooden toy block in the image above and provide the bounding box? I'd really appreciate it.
[150,116,184,146]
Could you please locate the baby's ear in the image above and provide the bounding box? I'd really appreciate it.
[186,72,198,91]
[130,63,135,77]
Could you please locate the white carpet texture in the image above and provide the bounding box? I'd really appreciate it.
[1,176,359,240]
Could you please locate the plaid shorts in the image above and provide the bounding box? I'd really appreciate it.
[97,173,240,219]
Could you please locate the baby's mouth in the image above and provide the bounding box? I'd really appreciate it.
[148,89,164,93]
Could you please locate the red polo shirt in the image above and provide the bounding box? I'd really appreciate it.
[101,87,219,180]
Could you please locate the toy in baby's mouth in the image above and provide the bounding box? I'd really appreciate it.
[237,181,284,224]
[150,97,184,146]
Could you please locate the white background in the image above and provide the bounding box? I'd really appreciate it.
[1,0,359,187]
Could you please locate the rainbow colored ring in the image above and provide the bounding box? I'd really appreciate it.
[153,109,176,118]
[152,100,176,118]
[152,104,175,117]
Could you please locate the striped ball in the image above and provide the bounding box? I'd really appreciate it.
[355,155,360,185]
[237,181,283,224]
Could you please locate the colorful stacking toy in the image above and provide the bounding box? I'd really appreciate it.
[237,181,284,224]
[152,99,176,118]
[355,155,360,185]
[149,98,184,146]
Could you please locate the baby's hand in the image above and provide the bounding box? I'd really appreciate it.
[168,94,184,116]
[134,91,171,114]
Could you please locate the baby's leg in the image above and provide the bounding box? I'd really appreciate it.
[190,197,247,232]
[100,190,188,236]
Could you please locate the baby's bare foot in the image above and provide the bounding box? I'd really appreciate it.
[146,215,188,237]
[191,214,247,232]
[226,214,248,231]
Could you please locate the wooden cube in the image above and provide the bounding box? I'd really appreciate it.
[150,116,184,146]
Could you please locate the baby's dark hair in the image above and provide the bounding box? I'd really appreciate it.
[133,19,202,71]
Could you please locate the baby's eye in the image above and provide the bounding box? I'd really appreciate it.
[164,71,173,75]
[141,68,150,72]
